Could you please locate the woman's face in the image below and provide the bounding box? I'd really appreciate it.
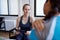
[44,0,51,15]
[23,5,30,16]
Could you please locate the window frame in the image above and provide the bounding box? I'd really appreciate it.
[34,0,45,17]
[0,0,18,16]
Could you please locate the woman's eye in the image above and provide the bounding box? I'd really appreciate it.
[25,9,30,10]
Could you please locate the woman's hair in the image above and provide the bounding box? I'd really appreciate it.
[23,4,30,11]
[44,0,60,20]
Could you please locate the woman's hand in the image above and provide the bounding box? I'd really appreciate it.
[25,31,31,35]
[15,27,20,35]
[33,19,44,32]
[16,31,20,35]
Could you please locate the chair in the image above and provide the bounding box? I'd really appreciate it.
[0,17,6,30]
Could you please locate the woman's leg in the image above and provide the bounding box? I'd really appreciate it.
[24,34,29,40]
[16,33,23,40]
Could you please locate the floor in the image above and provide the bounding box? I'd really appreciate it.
[0,31,9,38]
[0,31,15,40]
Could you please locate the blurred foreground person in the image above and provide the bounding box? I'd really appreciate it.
[32,0,60,40]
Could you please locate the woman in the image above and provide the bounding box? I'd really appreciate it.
[16,4,33,40]
[32,0,60,40]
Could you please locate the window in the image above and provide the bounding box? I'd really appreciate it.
[0,0,18,16]
[34,0,46,17]
[0,0,8,15]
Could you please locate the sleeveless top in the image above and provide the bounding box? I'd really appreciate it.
[18,16,32,33]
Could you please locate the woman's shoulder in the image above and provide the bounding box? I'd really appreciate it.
[56,16,60,22]
[29,16,33,20]
[17,16,21,22]
[29,16,34,23]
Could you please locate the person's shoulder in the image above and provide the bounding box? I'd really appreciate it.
[16,16,22,22]
[30,16,33,20]
[56,16,60,20]
[57,16,60,18]
[55,16,60,20]
[29,16,34,22]
[55,16,60,26]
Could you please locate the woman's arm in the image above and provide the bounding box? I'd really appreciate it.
[30,17,34,28]
[16,16,20,34]
[16,17,20,29]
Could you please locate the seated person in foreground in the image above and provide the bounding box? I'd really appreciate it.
[30,0,60,40]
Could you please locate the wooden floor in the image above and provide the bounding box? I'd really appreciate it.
[0,30,15,39]
[0,31,9,38]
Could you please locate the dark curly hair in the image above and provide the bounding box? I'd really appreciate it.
[44,0,60,20]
